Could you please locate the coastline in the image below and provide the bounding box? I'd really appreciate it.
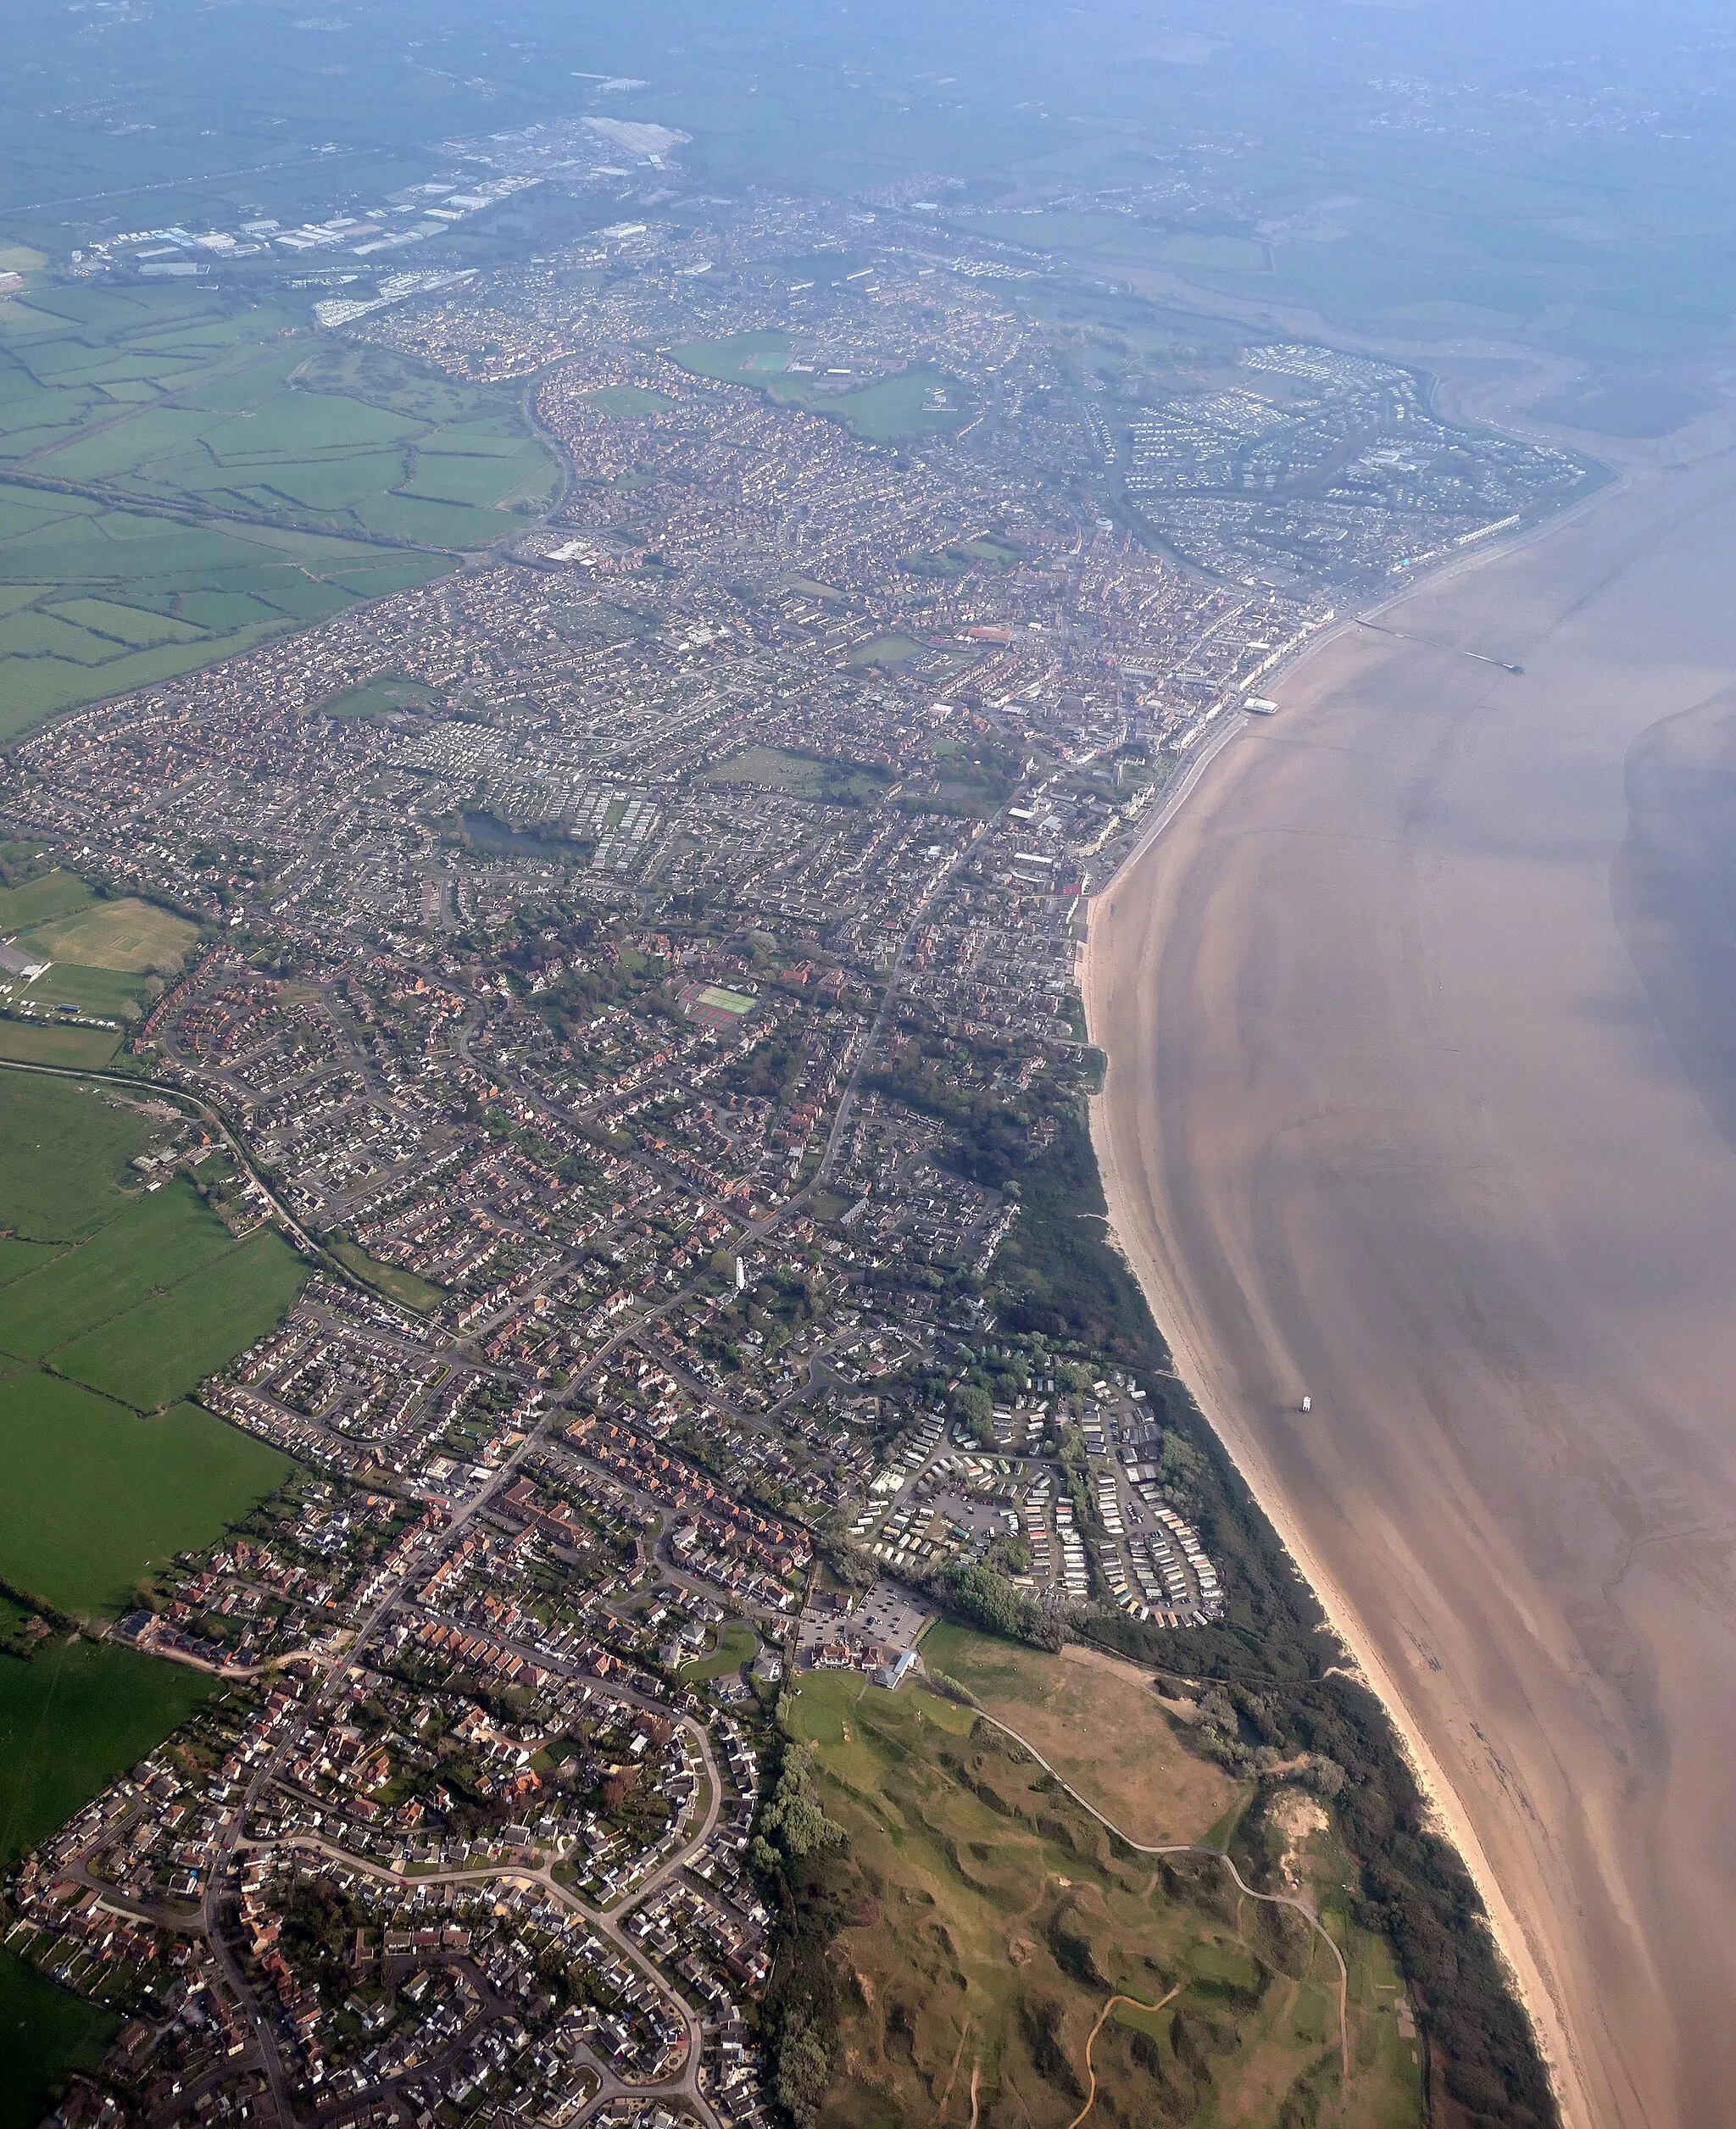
[1078,776,1573,2115]
[1080,436,1736,2129]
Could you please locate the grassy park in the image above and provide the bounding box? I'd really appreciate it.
[668,331,969,444]
[679,1620,758,1684]
[330,1237,445,1314]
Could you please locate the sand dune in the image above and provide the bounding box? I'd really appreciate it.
[1085,450,1736,2129]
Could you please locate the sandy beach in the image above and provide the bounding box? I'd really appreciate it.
[1085,444,1736,2129]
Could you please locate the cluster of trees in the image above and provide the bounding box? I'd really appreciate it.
[752,1731,854,2127]
[752,1740,846,1874]
[933,1559,1063,1652]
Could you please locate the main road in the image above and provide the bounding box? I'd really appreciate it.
[1084,442,1736,2129]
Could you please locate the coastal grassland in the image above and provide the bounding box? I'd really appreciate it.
[0,286,557,738]
[778,1669,1421,2129]
[918,1626,1238,1846]
[978,1107,1557,2122]
[0,1076,155,1239]
[0,1631,214,1867]
[666,332,968,442]
[0,1370,291,1616]
[329,1238,444,1314]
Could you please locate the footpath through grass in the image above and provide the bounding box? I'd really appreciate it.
[784,1659,1425,2129]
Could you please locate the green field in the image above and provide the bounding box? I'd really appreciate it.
[12,887,197,974]
[785,1660,1425,2129]
[0,1631,214,1866]
[0,1021,121,1069]
[0,1075,303,1615]
[57,1226,306,1410]
[0,290,558,738]
[703,744,891,803]
[0,1947,118,2129]
[313,672,437,720]
[0,1181,250,1359]
[668,333,970,443]
[0,1177,305,1408]
[0,1632,215,2122]
[846,632,924,668]
[330,1238,444,1313]
[679,1619,758,1683]
[581,384,675,420]
[0,1076,156,1239]
[0,876,195,1041]
[0,871,89,932]
[0,1372,291,1615]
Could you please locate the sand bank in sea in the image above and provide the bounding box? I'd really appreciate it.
[1085,447,1736,2129]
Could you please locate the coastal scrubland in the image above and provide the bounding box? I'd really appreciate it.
[775,1648,1424,2129]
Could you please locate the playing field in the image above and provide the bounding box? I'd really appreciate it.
[14,892,198,974]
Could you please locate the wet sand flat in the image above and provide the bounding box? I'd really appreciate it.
[1085,452,1736,2129]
